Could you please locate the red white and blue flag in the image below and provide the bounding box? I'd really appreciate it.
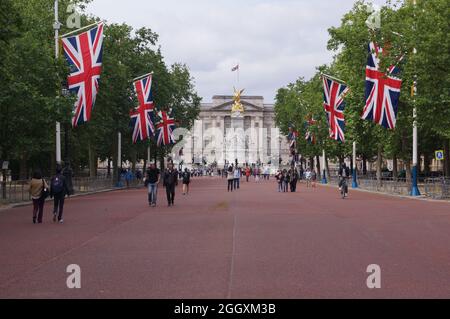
[362,41,403,129]
[130,74,155,144]
[62,23,104,128]
[323,75,349,143]
[305,117,317,144]
[156,109,176,146]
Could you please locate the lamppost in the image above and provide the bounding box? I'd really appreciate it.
[54,0,62,165]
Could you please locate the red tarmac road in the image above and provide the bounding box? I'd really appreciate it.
[0,178,449,299]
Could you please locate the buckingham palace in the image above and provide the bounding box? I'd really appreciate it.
[177,94,291,168]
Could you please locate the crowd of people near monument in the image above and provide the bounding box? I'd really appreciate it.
[26,159,351,224]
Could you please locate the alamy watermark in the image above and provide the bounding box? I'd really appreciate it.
[66,264,81,289]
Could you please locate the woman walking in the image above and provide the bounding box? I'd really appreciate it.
[182,168,191,195]
[227,165,234,192]
[29,170,49,224]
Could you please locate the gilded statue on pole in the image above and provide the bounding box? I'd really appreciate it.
[231,87,245,117]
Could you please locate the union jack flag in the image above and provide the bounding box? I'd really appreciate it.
[130,74,155,144]
[362,41,403,129]
[156,109,176,146]
[305,117,317,144]
[62,23,104,128]
[323,76,349,143]
[287,126,299,150]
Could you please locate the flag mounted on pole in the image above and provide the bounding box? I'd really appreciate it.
[322,74,350,143]
[156,109,177,146]
[305,116,317,144]
[130,73,156,144]
[361,41,403,129]
[61,23,104,128]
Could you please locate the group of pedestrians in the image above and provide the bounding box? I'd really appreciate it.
[29,165,70,224]
[227,164,241,192]
[144,163,192,207]
[275,167,300,192]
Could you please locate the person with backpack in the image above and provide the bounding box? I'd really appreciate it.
[163,163,178,207]
[182,168,191,195]
[50,165,70,224]
[29,170,49,224]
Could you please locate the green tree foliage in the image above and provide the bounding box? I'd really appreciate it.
[0,0,201,179]
[274,0,450,176]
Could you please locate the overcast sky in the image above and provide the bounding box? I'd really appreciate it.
[86,0,385,103]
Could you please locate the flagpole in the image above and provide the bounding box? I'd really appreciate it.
[54,0,62,165]
[59,22,102,38]
[321,149,327,184]
[132,72,154,82]
[321,73,347,85]
[352,141,358,188]
[411,0,420,196]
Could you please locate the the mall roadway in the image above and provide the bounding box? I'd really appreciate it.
[0,177,449,299]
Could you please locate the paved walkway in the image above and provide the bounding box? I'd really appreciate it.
[1,178,449,298]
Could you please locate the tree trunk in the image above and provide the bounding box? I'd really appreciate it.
[316,155,321,179]
[405,160,412,184]
[325,154,330,180]
[131,149,137,174]
[19,152,27,180]
[88,142,97,177]
[309,156,314,171]
[376,145,382,187]
[362,155,367,175]
[444,139,450,177]
[423,153,431,177]
[393,154,398,182]
[107,158,111,177]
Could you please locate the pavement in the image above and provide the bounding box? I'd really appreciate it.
[0,177,449,299]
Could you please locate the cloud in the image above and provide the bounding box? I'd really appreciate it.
[86,0,386,102]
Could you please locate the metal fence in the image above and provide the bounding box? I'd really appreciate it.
[424,178,450,200]
[0,175,144,205]
[328,176,424,197]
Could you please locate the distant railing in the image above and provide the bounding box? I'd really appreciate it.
[0,175,144,205]
[327,176,423,197]
[424,178,450,200]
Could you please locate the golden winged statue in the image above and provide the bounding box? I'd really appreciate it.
[231,87,245,114]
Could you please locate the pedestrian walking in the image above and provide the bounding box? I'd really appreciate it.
[234,166,241,189]
[245,166,251,182]
[305,168,312,188]
[145,163,160,207]
[290,168,299,192]
[227,165,234,192]
[29,170,49,224]
[311,170,317,188]
[182,168,191,195]
[275,170,283,192]
[163,163,178,207]
[50,165,70,224]
[283,169,289,192]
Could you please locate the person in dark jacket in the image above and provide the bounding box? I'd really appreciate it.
[163,163,178,206]
[290,167,299,192]
[50,165,70,223]
[182,168,191,195]
[145,163,160,207]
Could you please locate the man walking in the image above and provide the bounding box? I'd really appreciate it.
[163,163,178,207]
[50,165,70,224]
[145,163,160,207]
[234,166,241,189]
